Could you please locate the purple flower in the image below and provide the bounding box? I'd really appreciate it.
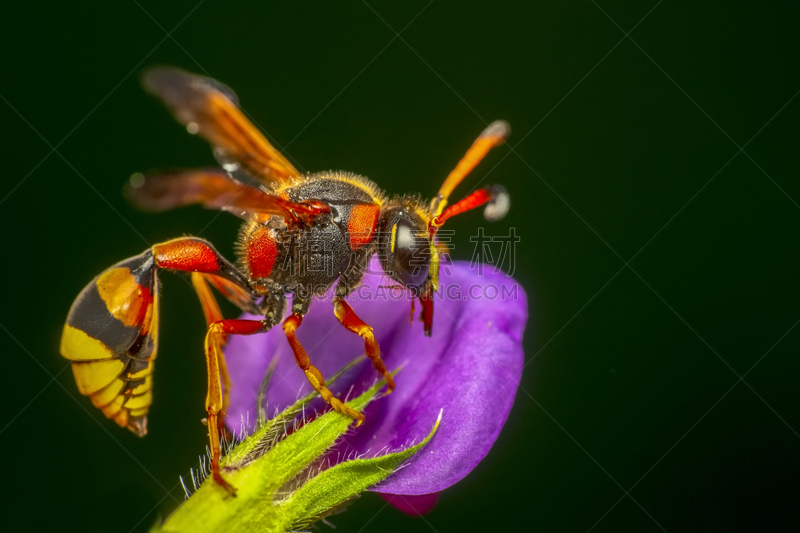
[224,257,527,508]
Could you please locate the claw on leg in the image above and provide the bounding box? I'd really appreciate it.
[207,410,236,496]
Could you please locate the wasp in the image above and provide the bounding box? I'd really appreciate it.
[60,67,510,493]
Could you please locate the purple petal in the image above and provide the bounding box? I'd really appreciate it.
[225,257,527,495]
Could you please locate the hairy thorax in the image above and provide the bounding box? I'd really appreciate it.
[237,172,384,299]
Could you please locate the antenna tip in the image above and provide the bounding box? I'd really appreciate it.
[480,120,511,145]
[484,184,510,222]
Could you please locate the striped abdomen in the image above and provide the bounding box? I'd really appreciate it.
[60,251,159,436]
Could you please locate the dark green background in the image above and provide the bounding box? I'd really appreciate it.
[2,1,799,531]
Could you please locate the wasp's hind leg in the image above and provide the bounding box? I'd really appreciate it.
[282,297,365,424]
[191,274,246,443]
[193,275,282,442]
[62,236,264,495]
[201,294,285,495]
[150,237,273,496]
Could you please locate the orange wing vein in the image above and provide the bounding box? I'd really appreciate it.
[143,67,300,185]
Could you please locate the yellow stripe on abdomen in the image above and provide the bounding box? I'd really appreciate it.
[60,325,116,361]
[71,358,125,395]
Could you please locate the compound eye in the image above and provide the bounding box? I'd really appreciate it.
[394,219,430,290]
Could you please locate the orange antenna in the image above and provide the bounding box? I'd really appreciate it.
[429,184,509,237]
[430,120,510,217]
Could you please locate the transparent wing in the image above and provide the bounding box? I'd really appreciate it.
[126,168,326,224]
[143,67,300,185]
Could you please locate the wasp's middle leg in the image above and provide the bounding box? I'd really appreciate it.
[282,298,365,424]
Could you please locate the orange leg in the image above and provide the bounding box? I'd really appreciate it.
[204,321,230,494]
[332,298,395,392]
[203,273,262,315]
[204,318,266,495]
[283,313,365,423]
[99,239,264,495]
[191,274,233,439]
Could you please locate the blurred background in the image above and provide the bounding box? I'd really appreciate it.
[2,1,799,531]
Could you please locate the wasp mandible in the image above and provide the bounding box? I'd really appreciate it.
[60,67,510,493]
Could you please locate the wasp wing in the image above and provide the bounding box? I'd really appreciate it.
[126,168,325,224]
[142,67,300,186]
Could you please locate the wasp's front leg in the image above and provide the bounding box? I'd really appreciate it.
[331,252,394,391]
[332,297,394,392]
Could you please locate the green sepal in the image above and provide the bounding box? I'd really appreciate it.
[152,368,437,533]
[284,410,441,530]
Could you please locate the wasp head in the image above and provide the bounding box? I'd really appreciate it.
[376,200,433,295]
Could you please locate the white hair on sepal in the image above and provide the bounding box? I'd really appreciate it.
[180,476,192,500]
[190,468,199,492]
